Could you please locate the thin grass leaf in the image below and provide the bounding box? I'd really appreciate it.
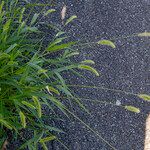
[97,40,116,48]
[138,94,150,102]
[0,80,23,93]
[55,139,70,150]
[0,1,4,14]
[7,61,18,66]
[55,31,65,37]
[41,142,48,150]
[65,96,89,114]
[3,19,11,32]
[65,51,79,58]
[0,53,10,59]
[41,98,55,112]
[55,72,66,87]
[31,13,39,25]
[48,96,68,117]
[5,43,17,53]
[44,9,56,16]
[22,101,36,109]
[19,111,26,128]
[23,0,30,3]
[21,27,39,33]
[38,69,48,74]
[40,136,56,143]
[65,15,77,26]
[57,85,72,97]
[48,37,67,48]
[19,7,26,23]
[28,144,35,150]
[81,60,95,65]
[124,106,140,113]
[78,65,100,76]
[49,96,66,110]
[54,65,76,73]
[47,42,76,52]
[26,3,53,7]
[0,119,13,130]
[66,109,116,150]
[18,21,26,35]
[36,124,64,133]
[9,0,16,9]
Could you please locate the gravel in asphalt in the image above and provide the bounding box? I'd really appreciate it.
[48,0,150,150]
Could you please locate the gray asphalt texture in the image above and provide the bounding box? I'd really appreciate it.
[10,0,150,150]
[48,0,150,150]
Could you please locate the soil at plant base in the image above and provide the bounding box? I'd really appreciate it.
[48,0,150,150]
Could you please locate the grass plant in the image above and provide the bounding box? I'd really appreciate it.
[0,0,149,149]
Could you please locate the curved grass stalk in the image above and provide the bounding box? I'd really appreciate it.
[71,32,141,49]
[56,139,70,150]
[25,2,54,8]
[96,33,138,41]
[66,108,117,150]
[59,96,122,107]
[67,84,137,96]
[60,96,142,114]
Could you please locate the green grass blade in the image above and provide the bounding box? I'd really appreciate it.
[40,136,56,143]
[65,15,77,26]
